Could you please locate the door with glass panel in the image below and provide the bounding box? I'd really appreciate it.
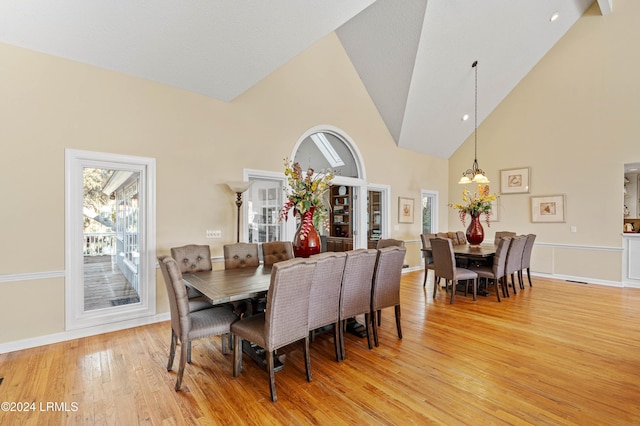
[246,178,286,255]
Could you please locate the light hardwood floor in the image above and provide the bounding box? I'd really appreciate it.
[1,271,639,425]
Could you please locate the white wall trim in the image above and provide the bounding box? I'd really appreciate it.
[534,242,622,252]
[0,312,170,354]
[0,270,65,283]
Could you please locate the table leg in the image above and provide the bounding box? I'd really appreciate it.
[242,340,284,372]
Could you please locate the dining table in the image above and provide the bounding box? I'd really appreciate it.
[182,265,283,371]
[422,243,497,296]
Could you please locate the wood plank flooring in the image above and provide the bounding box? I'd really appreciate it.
[84,256,139,311]
[1,271,640,425]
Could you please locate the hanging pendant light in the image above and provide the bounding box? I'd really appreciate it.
[458,60,489,185]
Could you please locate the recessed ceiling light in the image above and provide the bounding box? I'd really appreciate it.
[550,11,560,22]
[462,114,469,121]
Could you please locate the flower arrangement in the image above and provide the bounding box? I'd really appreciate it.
[279,159,334,240]
[449,184,497,227]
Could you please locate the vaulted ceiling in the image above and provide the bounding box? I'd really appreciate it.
[0,0,612,158]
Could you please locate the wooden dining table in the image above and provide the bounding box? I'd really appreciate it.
[182,265,281,371]
[182,265,273,306]
[422,243,497,296]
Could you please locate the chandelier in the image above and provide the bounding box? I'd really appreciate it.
[458,60,489,185]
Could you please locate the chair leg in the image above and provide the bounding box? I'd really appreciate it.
[395,305,402,339]
[502,276,510,297]
[233,335,242,377]
[175,339,188,391]
[221,334,227,355]
[364,313,372,350]
[472,278,477,301]
[450,281,456,304]
[423,266,428,287]
[339,320,346,360]
[167,330,177,371]
[433,276,438,299]
[304,336,312,382]
[510,274,518,295]
[494,278,501,302]
[187,341,192,363]
[266,349,277,402]
[331,323,341,362]
[372,310,379,348]
[377,310,382,327]
[518,270,524,289]
[527,267,533,286]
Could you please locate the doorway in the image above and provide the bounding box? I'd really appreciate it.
[65,149,156,330]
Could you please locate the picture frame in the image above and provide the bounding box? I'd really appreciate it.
[500,167,530,194]
[398,197,414,224]
[531,194,565,223]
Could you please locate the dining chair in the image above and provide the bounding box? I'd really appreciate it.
[307,252,347,361]
[520,234,537,288]
[371,246,406,347]
[447,232,461,245]
[261,241,294,266]
[157,256,238,391]
[494,231,516,246]
[430,238,478,304]
[376,238,405,249]
[338,249,378,360]
[223,242,260,316]
[231,258,316,402]
[456,231,467,245]
[420,233,438,287]
[170,244,214,312]
[436,232,449,239]
[469,237,512,302]
[504,235,527,294]
[223,243,260,269]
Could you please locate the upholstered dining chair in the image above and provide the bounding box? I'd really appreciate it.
[456,231,467,245]
[520,234,537,288]
[307,252,347,361]
[504,235,527,295]
[261,241,294,266]
[157,256,238,391]
[170,244,213,312]
[430,238,478,304]
[469,237,512,302]
[223,243,260,269]
[231,258,316,402]
[371,246,406,347]
[338,249,378,360]
[420,233,438,287]
[494,231,516,246]
[376,238,405,249]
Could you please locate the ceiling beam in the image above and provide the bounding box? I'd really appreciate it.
[598,0,613,15]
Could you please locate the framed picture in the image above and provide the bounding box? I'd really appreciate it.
[500,167,530,194]
[490,197,500,222]
[531,194,565,223]
[398,197,414,224]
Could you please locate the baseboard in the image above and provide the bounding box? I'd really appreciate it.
[0,312,170,354]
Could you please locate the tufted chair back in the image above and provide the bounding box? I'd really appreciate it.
[224,243,260,269]
[376,238,405,249]
[170,244,212,273]
[261,241,294,266]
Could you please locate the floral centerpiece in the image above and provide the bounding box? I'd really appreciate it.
[449,184,497,227]
[279,159,334,240]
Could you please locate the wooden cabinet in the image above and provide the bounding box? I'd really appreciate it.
[367,190,382,247]
[327,186,352,252]
[330,186,352,238]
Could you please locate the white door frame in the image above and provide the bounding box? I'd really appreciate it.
[65,149,156,330]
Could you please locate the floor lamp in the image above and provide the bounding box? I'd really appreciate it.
[227,181,253,242]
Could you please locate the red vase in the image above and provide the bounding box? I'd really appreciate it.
[292,208,321,258]
[466,213,484,246]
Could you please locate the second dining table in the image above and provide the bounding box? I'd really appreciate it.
[422,242,497,296]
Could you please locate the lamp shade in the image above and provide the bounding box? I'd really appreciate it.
[227,181,253,194]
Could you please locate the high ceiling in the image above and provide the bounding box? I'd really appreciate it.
[0,0,611,159]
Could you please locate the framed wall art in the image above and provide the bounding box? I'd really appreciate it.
[398,197,414,224]
[500,167,530,194]
[531,194,565,223]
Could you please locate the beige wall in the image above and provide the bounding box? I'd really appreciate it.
[449,2,640,284]
[0,33,448,344]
